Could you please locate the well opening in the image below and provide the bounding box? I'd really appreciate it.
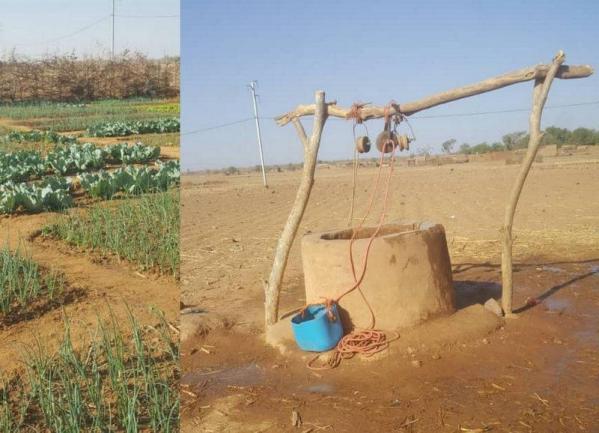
[320,222,420,241]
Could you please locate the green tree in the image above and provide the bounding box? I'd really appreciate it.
[502,131,526,150]
[441,138,456,154]
[571,127,596,145]
[515,133,530,149]
[471,142,491,154]
[543,126,570,145]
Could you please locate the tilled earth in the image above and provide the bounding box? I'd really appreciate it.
[181,155,599,432]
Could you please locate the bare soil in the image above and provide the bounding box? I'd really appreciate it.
[181,151,599,432]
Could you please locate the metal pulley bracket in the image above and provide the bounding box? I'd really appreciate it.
[376,110,413,153]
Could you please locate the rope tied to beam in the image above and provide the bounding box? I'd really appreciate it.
[347,101,369,123]
[382,100,402,126]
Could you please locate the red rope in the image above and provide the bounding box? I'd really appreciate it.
[307,142,400,369]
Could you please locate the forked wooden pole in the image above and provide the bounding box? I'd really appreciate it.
[264,90,327,326]
[501,51,565,315]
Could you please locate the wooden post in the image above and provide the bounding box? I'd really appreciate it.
[501,51,565,316]
[264,90,327,326]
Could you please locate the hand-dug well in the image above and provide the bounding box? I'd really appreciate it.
[301,222,455,330]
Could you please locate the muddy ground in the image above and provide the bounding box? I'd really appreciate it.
[181,151,599,432]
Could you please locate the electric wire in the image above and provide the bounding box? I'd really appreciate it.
[115,14,179,18]
[186,100,599,134]
[181,118,255,135]
[412,100,599,119]
[15,15,112,46]
[13,12,178,48]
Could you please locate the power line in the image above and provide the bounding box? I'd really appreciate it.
[185,100,599,135]
[115,14,179,18]
[412,100,599,119]
[181,118,254,135]
[16,15,111,47]
[12,11,178,51]
[111,0,115,59]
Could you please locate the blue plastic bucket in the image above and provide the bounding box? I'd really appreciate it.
[291,304,344,352]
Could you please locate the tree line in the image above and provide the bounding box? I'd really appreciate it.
[0,51,179,102]
[441,126,599,155]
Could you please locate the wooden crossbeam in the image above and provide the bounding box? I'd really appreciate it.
[275,64,593,126]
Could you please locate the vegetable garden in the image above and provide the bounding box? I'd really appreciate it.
[0,96,180,432]
[0,311,179,432]
[0,142,179,214]
[0,246,69,322]
[45,191,180,276]
[0,98,180,133]
[88,117,180,137]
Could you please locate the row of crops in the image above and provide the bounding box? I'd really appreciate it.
[0,160,179,214]
[1,129,78,145]
[80,161,180,199]
[0,142,161,183]
[0,309,179,432]
[87,117,180,137]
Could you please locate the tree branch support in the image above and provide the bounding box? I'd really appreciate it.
[501,51,565,316]
[264,91,327,326]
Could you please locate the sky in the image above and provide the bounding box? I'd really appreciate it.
[181,0,599,171]
[0,0,179,58]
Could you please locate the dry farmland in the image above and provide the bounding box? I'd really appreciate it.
[181,148,599,432]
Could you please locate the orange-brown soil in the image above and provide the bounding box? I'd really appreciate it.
[181,151,599,432]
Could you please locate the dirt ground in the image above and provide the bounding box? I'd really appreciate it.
[181,150,599,432]
[0,122,180,374]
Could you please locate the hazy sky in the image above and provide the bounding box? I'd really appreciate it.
[0,0,179,58]
[182,0,599,170]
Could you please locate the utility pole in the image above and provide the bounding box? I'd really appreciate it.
[248,80,268,187]
[111,0,115,59]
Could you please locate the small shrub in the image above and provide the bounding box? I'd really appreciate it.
[223,166,239,176]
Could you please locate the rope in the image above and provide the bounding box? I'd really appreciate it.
[347,118,369,227]
[347,147,359,227]
[306,141,400,370]
[347,102,369,123]
[308,329,399,370]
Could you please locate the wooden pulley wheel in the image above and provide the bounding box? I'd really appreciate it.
[398,134,410,151]
[355,136,371,153]
[375,130,398,153]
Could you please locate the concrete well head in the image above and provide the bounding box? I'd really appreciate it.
[301,221,455,331]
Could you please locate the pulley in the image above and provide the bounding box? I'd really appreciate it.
[397,134,410,151]
[375,130,398,153]
[355,136,371,153]
[376,111,413,153]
